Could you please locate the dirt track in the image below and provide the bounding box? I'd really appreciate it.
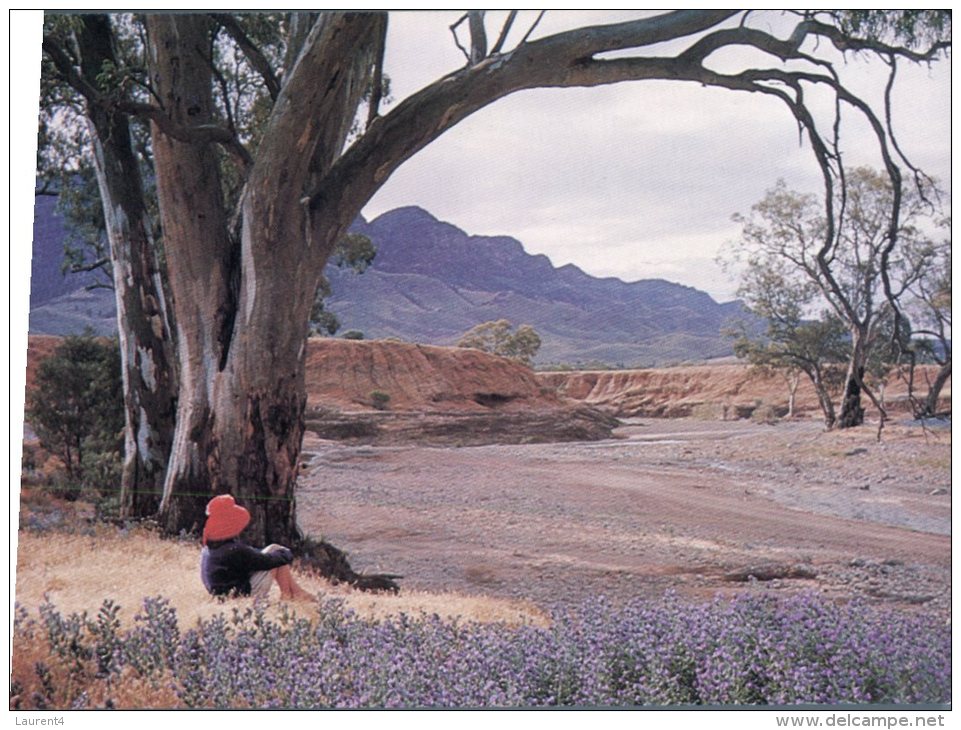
[297,418,950,615]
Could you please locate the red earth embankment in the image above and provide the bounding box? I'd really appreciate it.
[302,338,618,445]
[23,335,949,428]
[537,363,950,419]
[303,338,559,412]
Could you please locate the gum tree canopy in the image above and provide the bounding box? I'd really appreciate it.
[40,11,949,546]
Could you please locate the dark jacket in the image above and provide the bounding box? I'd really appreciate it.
[200,538,293,596]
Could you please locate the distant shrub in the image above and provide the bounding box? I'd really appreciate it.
[25,334,124,500]
[691,403,729,421]
[370,391,391,410]
[341,330,365,340]
[11,593,950,709]
[750,403,780,424]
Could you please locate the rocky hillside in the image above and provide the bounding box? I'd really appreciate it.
[29,197,746,365]
[27,196,115,336]
[329,206,744,366]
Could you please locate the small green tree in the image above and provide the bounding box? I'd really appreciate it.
[728,313,848,428]
[369,390,391,410]
[308,276,342,337]
[456,319,542,367]
[26,334,124,499]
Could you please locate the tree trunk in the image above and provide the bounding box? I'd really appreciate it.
[147,14,370,545]
[146,14,242,535]
[77,15,177,517]
[785,371,800,419]
[154,198,319,545]
[838,333,867,428]
[808,368,836,429]
[838,366,866,428]
[919,359,951,418]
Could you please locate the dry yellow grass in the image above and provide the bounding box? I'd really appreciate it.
[13,521,548,631]
[12,494,545,710]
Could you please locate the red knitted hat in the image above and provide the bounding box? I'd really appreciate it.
[203,494,251,545]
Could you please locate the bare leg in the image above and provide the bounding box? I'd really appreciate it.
[272,564,314,602]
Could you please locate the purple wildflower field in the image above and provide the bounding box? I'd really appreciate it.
[12,592,950,709]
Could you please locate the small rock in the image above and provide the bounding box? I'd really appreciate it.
[845,448,868,457]
[929,488,947,496]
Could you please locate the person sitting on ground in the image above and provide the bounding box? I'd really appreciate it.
[200,494,313,602]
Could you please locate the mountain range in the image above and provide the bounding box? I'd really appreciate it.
[27,199,744,367]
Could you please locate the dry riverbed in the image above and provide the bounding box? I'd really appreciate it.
[298,417,951,617]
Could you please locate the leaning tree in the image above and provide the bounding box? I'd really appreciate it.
[40,11,949,545]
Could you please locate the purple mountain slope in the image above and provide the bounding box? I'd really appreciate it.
[29,200,745,366]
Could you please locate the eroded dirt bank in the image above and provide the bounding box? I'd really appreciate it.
[538,364,950,418]
[297,418,950,616]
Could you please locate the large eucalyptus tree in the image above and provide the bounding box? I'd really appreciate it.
[41,11,949,545]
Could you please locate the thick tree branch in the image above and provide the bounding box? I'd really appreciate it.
[315,10,743,227]
[525,10,738,58]
[282,12,319,82]
[42,35,103,105]
[244,12,382,274]
[121,100,253,170]
[268,13,381,181]
[304,7,942,317]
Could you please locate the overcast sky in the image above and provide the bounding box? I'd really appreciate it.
[361,10,952,302]
[9,11,951,308]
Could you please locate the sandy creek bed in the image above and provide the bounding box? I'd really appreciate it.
[297,418,950,616]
